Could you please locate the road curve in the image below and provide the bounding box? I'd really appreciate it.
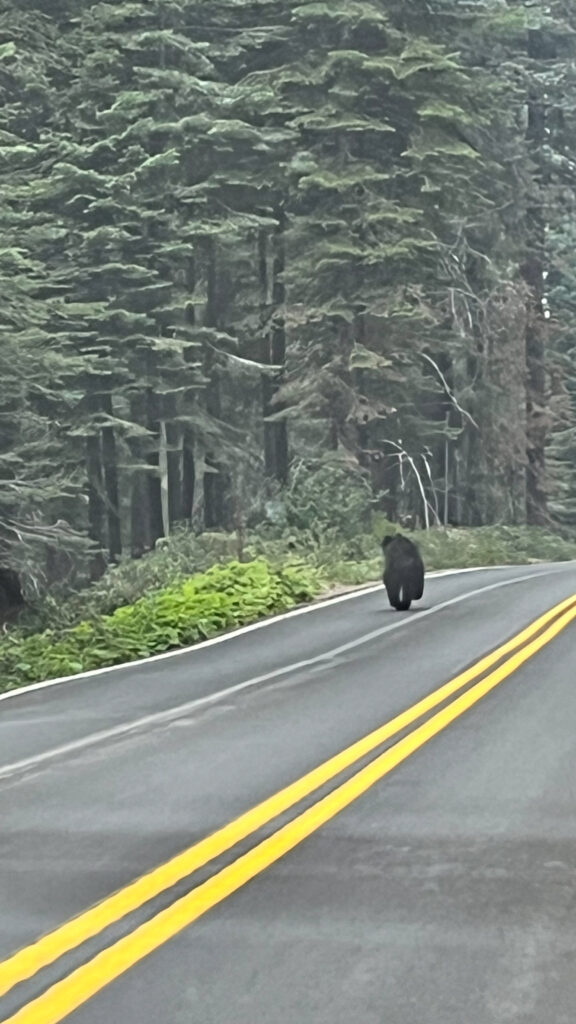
[1,562,576,1024]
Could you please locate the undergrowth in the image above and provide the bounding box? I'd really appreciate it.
[3,522,575,693]
[0,560,320,693]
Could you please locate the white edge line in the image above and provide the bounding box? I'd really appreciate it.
[0,569,556,781]
[0,563,558,705]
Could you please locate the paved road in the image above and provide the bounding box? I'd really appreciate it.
[2,562,576,1023]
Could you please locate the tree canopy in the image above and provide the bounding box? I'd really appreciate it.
[2,0,576,589]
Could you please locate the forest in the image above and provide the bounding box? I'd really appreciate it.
[2,0,576,605]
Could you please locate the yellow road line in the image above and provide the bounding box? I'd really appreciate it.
[5,597,576,1024]
[0,596,575,1001]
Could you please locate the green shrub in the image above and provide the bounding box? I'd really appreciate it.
[311,522,576,584]
[416,525,576,570]
[22,528,244,632]
[284,461,373,539]
[0,560,321,693]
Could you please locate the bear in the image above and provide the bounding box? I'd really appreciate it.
[381,534,425,611]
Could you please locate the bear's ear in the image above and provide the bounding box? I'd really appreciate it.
[381,535,393,549]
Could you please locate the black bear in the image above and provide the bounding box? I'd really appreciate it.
[381,534,425,611]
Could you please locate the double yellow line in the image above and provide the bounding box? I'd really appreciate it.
[2,592,576,1024]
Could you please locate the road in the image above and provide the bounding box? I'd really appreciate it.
[1,562,576,1024]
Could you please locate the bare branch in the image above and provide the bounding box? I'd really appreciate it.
[421,352,479,430]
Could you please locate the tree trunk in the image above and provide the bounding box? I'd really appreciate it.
[261,212,289,485]
[259,231,275,477]
[85,393,106,579]
[100,392,122,562]
[204,367,225,529]
[522,27,551,526]
[523,249,549,524]
[165,411,183,526]
[182,443,196,522]
[128,392,151,557]
[159,418,170,535]
[182,256,197,522]
[146,385,164,544]
[203,238,227,528]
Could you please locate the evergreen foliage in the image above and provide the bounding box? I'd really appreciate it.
[2,0,576,597]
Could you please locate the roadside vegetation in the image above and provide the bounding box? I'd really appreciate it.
[0,560,321,693]
[2,507,576,694]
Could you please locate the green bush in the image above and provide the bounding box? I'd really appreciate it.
[0,560,321,694]
[284,462,373,539]
[23,528,244,632]
[416,525,576,570]
[310,522,576,584]
[24,517,375,634]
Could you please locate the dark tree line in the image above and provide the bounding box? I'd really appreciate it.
[2,0,576,588]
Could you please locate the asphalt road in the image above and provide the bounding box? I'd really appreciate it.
[2,562,576,1024]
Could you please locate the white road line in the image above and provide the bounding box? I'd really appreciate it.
[0,564,521,706]
[0,570,552,782]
